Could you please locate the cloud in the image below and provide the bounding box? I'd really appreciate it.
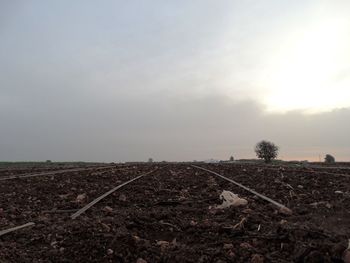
[1,91,349,161]
[0,1,349,161]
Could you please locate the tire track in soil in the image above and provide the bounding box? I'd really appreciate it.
[0,164,348,262]
[196,164,350,262]
[0,166,152,228]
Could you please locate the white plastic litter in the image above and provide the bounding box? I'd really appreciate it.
[216,190,248,209]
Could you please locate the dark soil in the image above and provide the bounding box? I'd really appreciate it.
[0,163,349,262]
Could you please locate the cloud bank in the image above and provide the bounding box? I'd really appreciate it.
[0,1,349,161]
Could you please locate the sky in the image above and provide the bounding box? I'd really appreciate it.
[1,0,350,162]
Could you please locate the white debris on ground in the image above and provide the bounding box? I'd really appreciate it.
[75,193,86,203]
[216,190,248,209]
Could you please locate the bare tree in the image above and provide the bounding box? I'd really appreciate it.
[255,140,279,163]
[229,156,234,162]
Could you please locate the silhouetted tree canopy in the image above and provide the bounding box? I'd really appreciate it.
[324,154,335,163]
[255,140,279,163]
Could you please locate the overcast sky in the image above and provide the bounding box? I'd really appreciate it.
[1,1,350,162]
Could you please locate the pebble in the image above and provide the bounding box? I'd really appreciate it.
[190,220,197,226]
[240,242,253,249]
[157,240,170,252]
[103,206,113,213]
[223,243,233,249]
[251,254,264,263]
[76,193,86,202]
[157,240,169,246]
[119,194,127,201]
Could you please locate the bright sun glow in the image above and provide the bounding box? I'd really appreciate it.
[261,17,350,113]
